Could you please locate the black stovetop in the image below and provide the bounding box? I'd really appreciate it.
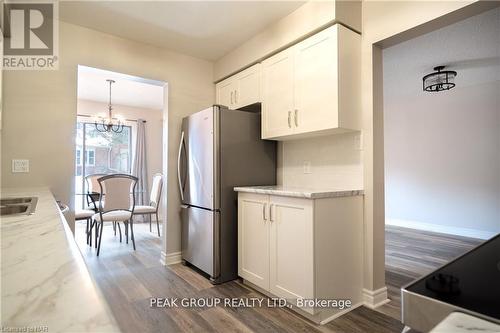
[406,233,500,320]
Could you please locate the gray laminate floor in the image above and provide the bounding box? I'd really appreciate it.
[75,222,481,333]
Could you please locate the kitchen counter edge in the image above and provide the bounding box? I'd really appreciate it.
[234,186,364,199]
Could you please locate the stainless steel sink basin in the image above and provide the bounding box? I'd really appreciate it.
[0,197,38,216]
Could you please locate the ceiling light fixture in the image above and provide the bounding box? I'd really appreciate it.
[94,79,124,133]
[423,66,457,92]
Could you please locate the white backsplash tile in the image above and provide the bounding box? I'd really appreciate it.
[278,132,363,189]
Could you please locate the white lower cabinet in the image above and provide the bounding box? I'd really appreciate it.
[237,192,364,324]
[269,196,314,303]
[238,194,269,290]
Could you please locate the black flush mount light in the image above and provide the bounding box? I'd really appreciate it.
[423,66,457,92]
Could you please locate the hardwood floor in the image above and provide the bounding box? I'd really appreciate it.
[377,226,483,320]
[75,222,482,333]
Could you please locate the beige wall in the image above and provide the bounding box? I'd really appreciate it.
[77,99,164,207]
[1,21,215,257]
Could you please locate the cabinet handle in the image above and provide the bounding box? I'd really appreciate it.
[230,91,233,105]
[234,90,238,104]
[288,111,291,128]
[294,109,298,127]
[269,204,274,222]
[263,203,267,220]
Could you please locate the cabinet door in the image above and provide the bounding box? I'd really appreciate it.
[235,64,261,108]
[238,193,270,290]
[261,49,294,139]
[293,25,339,134]
[269,196,314,308]
[216,79,237,109]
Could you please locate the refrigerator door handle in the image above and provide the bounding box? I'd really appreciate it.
[177,131,185,201]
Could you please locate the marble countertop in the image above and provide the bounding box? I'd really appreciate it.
[430,312,500,333]
[234,185,364,199]
[1,187,120,332]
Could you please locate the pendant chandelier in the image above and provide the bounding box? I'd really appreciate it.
[94,79,124,133]
[423,66,457,92]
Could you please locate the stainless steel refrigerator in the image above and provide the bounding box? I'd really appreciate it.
[177,105,276,284]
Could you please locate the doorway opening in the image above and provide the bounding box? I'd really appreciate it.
[74,65,167,257]
[376,6,499,320]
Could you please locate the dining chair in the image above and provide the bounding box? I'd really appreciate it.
[75,209,95,245]
[92,174,138,256]
[84,173,106,212]
[133,173,163,237]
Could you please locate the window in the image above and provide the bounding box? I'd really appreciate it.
[76,149,82,166]
[86,149,95,166]
[74,121,132,210]
[76,148,95,166]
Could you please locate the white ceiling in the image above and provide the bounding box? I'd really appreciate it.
[78,66,165,110]
[60,1,305,61]
[383,7,500,99]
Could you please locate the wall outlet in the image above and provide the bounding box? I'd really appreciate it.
[12,159,29,173]
[303,161,312,174]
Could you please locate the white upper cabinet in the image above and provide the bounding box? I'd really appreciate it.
[262,24,361,140]
[262,48,294,138]
[216,79,237,110]
[216,64,261,110]
[294,27,339,134]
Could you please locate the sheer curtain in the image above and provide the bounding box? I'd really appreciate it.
[132,119,148,205]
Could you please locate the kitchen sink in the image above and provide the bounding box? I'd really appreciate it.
[0,197,38,216]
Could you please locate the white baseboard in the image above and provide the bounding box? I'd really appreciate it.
[160,251,182,266]
[386,218,497,240]
[363,287,390,309]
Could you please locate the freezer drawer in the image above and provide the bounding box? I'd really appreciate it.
[181,206,219,278]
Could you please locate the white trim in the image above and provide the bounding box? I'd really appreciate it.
[363,287,390,309]
[160,251,182,266]
[386,218,497,240]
